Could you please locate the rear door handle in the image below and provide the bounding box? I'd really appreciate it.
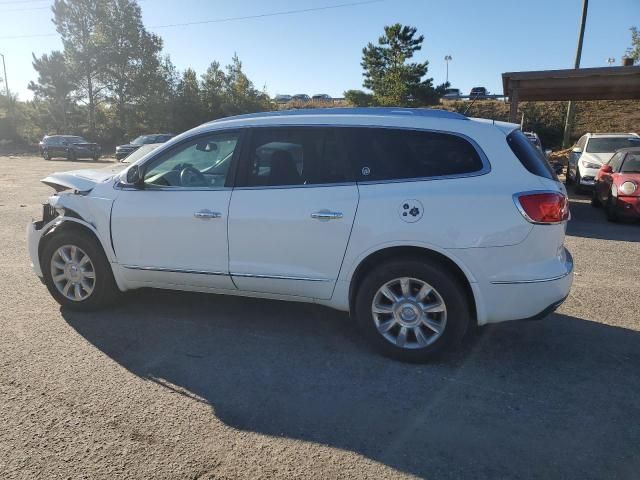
[194,209,222,219]
[311,210,343,221]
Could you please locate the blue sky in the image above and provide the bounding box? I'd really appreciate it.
[0,0,638,100]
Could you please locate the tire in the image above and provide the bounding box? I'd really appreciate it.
[565,167,573,185]
[43,149,51,161]
[66,149,76,161]
[606,197,619,223]
[575,170,584,194]
[591,189,601,207]
[93,154,100,161]
[41,229,119,311]
[353,258,472,363]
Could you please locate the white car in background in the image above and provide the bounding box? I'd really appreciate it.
[567,133,640,191]
[27,108,573,362]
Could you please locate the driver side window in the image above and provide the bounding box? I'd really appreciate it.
[143,131,240,189]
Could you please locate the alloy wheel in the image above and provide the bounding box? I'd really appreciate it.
[50,245,96,301]
[371,277,447,349]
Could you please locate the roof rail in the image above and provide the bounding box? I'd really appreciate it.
[207,107,469,124]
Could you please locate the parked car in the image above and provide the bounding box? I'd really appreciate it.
[469,87,489,99]
[592,147,640,221]
[291,94,311,102]
[118,143,163,163]
[274,94,292,103]
[312,94,332,101]
[566,132,640,192]
[39,135,101,161]
[115,133,174,160]
[442,88,462,100]
[27,108,573,362]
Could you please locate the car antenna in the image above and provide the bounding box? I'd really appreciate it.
[463,95,479,116]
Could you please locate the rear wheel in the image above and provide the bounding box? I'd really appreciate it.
[354,259,471,363]
[41,230,119,311]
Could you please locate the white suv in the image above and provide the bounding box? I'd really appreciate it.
[567,132,640,191]
[27,108,573,362]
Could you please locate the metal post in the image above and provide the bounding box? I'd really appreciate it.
[562,0,588,148]
[0,53,8,99]
[444,55,452,85]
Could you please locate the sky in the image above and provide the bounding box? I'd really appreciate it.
[0,0,638,101]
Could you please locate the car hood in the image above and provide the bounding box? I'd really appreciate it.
[581,152,612,164]
[41,164,127,192]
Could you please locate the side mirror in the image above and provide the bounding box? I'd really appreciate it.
[601,165,613,174]
[571,147,582,154]
[125,164,144,187]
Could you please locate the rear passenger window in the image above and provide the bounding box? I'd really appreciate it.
[507,130,557,180]
[344,128,484,181]
[245,128,351,187]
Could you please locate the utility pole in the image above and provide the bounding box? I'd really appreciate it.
[444,55,452,85]
[562,0,588,148]
[0,53,9,101]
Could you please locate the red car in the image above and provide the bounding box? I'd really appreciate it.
[592,147,640,221]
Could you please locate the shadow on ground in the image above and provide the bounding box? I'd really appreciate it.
[566,188,639,242]
[63,289,640,479]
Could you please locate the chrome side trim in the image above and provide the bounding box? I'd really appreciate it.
[122,265,228,276]
[230,272,332,282]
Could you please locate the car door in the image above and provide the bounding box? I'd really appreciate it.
[111,130,243,290]
[228,127,358,299]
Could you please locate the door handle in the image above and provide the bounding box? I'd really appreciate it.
[194,209,222,219]
[311,210,343,221]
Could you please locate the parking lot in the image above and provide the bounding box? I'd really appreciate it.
[1,155,639,479]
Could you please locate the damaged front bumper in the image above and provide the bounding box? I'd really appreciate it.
[27,203,60,277]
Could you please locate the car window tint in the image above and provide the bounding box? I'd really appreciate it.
[345,127,484,181]
[586,137,640,153]
[143,131,239,188]
[621,154,640,173]
[507,130,557,180]
[246,128,351,187]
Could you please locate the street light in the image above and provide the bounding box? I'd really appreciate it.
[0,53,9,101]
[444,55,452,85]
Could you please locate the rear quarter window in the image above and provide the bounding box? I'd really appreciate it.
[507,130,557,180]
[345,127,485,182]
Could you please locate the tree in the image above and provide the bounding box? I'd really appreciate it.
[344,89,375,107]
[99,0,163,138]
[28,51,76,132]
[52,0,107,136]
[200,61,226,120]
[173,68,205,132]
[360,24,442,106]
[222,54,271,116]
[625,26,639,63]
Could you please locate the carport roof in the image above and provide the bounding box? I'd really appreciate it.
[502,66,640,101]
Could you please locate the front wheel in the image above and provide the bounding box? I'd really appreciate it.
[43,149,51,160]
[354,259,471,363]
[606,197,619,223]
[41,230,119,311]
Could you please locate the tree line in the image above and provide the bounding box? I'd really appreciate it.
[13,0,271,146]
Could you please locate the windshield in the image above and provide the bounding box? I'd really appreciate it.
[66,136,86,143]
[586,137,640,153]
[121,143,162,163]
[621,154,640,173]
[131,135,155,145]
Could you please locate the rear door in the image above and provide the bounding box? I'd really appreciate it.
[228,127,358,299]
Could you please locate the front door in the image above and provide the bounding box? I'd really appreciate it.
[111,130,242,289]
[228,127,358,299]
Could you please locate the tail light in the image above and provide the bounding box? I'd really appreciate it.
[514,191,569,224]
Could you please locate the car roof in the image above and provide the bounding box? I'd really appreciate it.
[586,132,639,138]
[207,107,469,124]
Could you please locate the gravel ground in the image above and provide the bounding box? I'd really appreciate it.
[1,156,639,479]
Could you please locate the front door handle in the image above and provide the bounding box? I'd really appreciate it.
[311,210,343,221]
[194,209,222,219]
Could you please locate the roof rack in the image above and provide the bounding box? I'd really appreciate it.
[208,107,469,124]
